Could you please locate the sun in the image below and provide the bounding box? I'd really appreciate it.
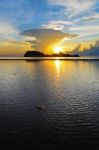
[54,46,62,54]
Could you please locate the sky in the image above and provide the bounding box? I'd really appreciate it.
[0,0,99,56]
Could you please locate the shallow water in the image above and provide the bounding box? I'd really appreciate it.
[0,60,99,150]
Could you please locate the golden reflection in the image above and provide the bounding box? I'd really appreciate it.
[54,60,61,77]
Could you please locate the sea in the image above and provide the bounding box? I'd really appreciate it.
[0,57,99,150]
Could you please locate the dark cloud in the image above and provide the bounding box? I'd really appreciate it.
[20,29,78,51]
[71,40,99,56]
[81,40,99,56]
[82,17,97,22]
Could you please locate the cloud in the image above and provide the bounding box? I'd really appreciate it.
[0,40,32,56]
[70,25,99,38]
[20,28,77,51]
[47,0,99,42]
[79,40,99,56]
[80,13,99,22]
[0,23,19,40]
[41,21,72,30]
[48,0,96,17]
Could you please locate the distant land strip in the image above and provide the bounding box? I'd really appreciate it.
[0,57,99,61]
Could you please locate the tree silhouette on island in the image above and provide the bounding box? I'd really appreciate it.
[24,51,80,57]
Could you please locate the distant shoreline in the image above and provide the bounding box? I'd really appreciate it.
[0,57,99,61]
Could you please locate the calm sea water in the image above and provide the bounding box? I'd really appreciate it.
[0,59,99,150]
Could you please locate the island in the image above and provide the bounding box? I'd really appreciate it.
[24,51,80,57]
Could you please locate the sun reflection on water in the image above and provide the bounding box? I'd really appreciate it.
[54,60,61,78]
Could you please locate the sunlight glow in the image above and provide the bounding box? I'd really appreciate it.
[54,46,62,54]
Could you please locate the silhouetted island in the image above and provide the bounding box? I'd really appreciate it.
[24,51,80,57]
